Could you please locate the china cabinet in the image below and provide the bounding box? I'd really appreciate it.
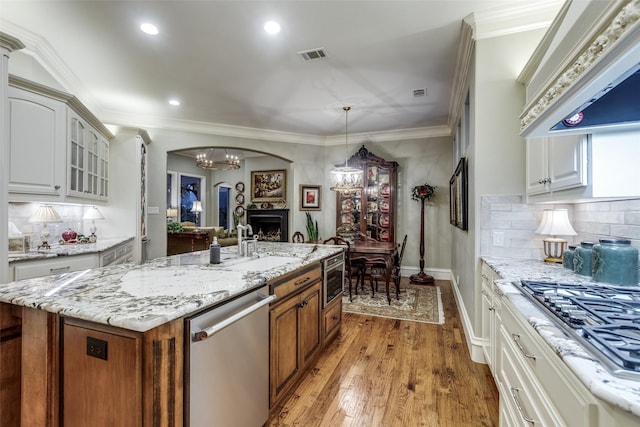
[335,146,398,243]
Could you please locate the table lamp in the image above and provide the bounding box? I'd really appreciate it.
[191,201,202,226]
[536,209,577,263]
[83,206,105,240]
[29,205,63,249]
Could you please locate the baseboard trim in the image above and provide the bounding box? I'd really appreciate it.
[448,271,486,364]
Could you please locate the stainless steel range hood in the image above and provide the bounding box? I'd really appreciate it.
[551,64,640,133]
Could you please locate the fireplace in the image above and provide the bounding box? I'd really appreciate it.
[246,209,289,242]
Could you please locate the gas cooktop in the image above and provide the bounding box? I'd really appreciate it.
[513,280,640,380]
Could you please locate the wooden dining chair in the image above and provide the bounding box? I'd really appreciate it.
[323,236,360,301]
[367,234,407,301]
[292,231,305,243]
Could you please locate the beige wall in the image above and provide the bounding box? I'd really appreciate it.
[138,127,453,270]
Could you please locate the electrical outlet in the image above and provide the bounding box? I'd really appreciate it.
[87,336,108,360]
[493,231,505,247]
[148,206,160,215]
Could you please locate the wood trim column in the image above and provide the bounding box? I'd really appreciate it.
[21,307,59,427]
[142,318,184,427]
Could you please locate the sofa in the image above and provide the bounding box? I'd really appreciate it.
[167,223,238,255]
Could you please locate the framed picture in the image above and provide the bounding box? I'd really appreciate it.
[235,182,244,193]
[299,184,321,210]
[251,170,286,203]
[449,157,468,231]
[235,193,245,205]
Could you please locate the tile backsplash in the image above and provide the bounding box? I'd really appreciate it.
[9,202,91,248]
[481,195,640,261]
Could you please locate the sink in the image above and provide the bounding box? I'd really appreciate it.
[224,256,301,272]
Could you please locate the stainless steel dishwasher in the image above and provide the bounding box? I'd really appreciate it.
[185,285,275,427]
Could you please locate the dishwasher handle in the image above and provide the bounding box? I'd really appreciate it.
[192,293,276,342]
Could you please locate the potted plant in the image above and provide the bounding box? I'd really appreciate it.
[305,212,319,242]
[167,222,184,234]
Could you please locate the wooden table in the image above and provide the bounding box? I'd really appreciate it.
[167,230,211,255]
[349,240,397,304]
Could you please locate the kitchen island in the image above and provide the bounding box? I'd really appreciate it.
[482,257,640,426]
[0,242,343,426]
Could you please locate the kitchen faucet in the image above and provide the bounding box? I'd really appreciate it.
[236,223,254,256]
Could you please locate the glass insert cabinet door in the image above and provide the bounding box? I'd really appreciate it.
[335,146,398,244]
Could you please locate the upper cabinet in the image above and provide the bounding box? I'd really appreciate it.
[7,85,66,198]
[8,76,113,203]
[335,146,398,244]
[527,130,640,202]
[67,111,109,200]
[526,134,587,196]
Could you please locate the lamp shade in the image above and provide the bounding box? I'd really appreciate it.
[83,206,105,220]
[29,205,63,223]
[535,209,576,236]
[191,201,203,213]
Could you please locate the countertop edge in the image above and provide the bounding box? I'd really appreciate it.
[482,256,640,418]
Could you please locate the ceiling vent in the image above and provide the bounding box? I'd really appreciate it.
[298,48,328,61]
[413,88,427,97]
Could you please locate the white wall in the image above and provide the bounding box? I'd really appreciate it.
[452,27,547,361]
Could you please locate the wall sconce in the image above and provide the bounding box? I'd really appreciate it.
[29,205,63,249]
[536,209,577,263]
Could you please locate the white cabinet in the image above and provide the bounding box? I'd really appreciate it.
[480,263,501,375]
[12,254,97,281]
[67,110,109,201]
[526,134,587,196]
[99,239,134,266]
[7,85,66,198]
[527,131,640,202]
[8,76,112,203]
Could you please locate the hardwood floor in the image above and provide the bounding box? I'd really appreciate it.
[267,279,499,427]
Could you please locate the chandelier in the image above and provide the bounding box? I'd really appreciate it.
[196,148,240,171]
[330,106,363,192]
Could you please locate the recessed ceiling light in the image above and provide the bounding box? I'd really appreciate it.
[169,99,180,106]
[264,21,281,35]
[140,23,159,35]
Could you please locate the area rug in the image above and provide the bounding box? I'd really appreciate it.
[342,281,444,325]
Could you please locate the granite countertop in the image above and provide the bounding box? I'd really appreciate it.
[0,242,341,333]
[8,237,135,263]
[482,256,640,418]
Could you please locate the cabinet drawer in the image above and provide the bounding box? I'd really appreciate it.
[13,254,97,280]
[500,301,595,427]
[323,298,342,338]
[271,266,321,301]
[499,323,564,427]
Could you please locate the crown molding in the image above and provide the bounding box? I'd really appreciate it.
[473,0,564,40]
[520,0,640,134]
[0,31,25,52]
[448,17,475,131]
[517,0,573,85]
[9,74,114,139]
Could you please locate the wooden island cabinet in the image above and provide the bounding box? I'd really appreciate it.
[0,248,343,426]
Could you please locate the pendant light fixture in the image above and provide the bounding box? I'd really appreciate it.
[196,148,240,171]
[330,106,363,192]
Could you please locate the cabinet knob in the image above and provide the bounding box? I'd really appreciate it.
[54,185,61,190]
